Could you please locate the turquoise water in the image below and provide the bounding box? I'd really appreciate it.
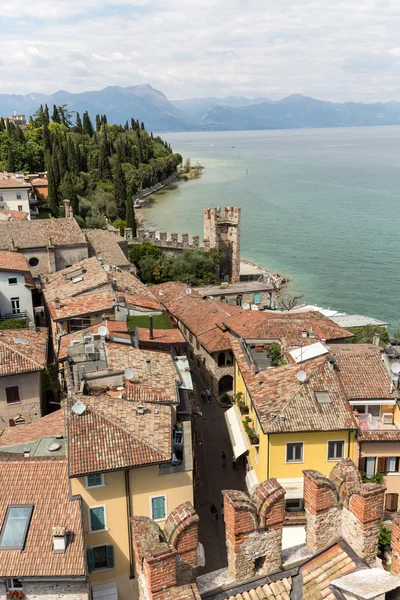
[142,127,400,328]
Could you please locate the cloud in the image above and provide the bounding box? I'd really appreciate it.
[2,0,400,101]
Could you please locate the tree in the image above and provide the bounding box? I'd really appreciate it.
[184,157,191,173]
[75,112,83,133]
[280,295,304,311]
[113,155,127,219]
[82,111,94,136]
[99,142,112,180]
[126,194,136,236]
[47,162,59,216]
[52,104,60,123]
[0,117,5,131]
[60,172,78,214]
[6,145,15,172]
[346,325,389,346]
[95,114,101,132]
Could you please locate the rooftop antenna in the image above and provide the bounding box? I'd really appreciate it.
[185,287,191,296]
[98,325,109,338]
[297,370,307,383]
[124,367,134,381]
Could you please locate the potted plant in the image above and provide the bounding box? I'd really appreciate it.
[220,393,233,406]
[235,392,249,414]
[6,592,25,599]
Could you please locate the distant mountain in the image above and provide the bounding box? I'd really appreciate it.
[2,86,400,131]
[0,84,193,132]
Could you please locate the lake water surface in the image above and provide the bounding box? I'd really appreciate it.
[142,127,400,329]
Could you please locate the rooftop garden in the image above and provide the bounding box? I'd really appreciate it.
[127,313,172,331]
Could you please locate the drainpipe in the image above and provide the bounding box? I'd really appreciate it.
[125,470,135,579]
[149,315,154,340]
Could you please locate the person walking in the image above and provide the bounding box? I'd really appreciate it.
[206,388,212,403]
[201,390,206,403]
[221,451,226,467]
[210,503,218,525]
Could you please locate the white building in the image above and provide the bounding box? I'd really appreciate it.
[0,172,39,219]
[0,251,35,323]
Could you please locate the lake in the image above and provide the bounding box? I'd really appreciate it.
[142,127,400,329]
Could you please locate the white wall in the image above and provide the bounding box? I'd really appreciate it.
[0,270,34,321]
[0,370,44,426]
[0,186,31,219]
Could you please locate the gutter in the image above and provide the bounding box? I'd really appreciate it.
[125,470,135,579]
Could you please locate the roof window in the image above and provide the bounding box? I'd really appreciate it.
[0,505,34,550]
[13,338,30,346]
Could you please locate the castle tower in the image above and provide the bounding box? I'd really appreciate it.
[203,207,241,282]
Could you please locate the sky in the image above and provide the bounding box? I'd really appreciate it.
[2,0,400,102]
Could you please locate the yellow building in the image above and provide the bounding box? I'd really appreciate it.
[68,392,193,600]
[228,338,358,510]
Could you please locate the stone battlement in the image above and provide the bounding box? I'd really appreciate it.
[130,229,202,249]
[204,206,241,224]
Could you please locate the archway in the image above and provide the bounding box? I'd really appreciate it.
[219,374,233,395]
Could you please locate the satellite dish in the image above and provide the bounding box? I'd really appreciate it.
[391,363,400,374]
[98,325,109,337]
[185,287,192,296]
[296,370,307,383]
[158,290,165,296]
[124,367,134,381]
[71,400,86,416]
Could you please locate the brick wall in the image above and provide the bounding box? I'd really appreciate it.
[391,518,400,576]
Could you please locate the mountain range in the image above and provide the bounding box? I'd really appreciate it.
[2,84,400,132]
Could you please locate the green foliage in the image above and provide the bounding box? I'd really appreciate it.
[220,393,233,406]
[378,524,392,558]
[346,325,389,346]
[0,318,26,330]
[44,368,53,391]
[360,471,384,484]
[242,417,259,445]
[268,342,282,366]
[127,314,172,331]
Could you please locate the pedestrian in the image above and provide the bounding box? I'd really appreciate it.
[221,451,226,467]
[210,503,218,525]
[232,455,237,470]
[201,390,206,403]
[206,388,211,402]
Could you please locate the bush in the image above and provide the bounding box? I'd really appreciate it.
[220,393,232,406]
[347,325,389,346]
[0,318,26,330]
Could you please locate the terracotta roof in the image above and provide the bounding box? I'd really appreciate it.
[0,209,29,221]
[58,321,131,361]
[30,177,48,186]
[301,544,357,600]
[0,218,86,250]
[48,291,114,321]
[153,282,243,352]
[330,344,397,400]
[0,173,31,188]
[226,577,292,600]
[357,430,400,442]
[85,229,130,267]
[123,293,163,311]
[41,257,109,302]
[231,337,357,434]
[222,310,352,347]
[158,585,201,600]
[0,328,48,377]
[136,327,186,344]
[0,251,35,286]
[0,460,85,577]
[67,394,172,477]
[108,270,158,300]
[125,384,175,404]
[106,343,181,401]
[0,410,65,447]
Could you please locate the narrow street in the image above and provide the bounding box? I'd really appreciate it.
[191,366,247,574]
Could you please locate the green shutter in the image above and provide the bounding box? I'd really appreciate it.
[87,474,103,487]
[106,545,114,569]
[87,548,95,573]
[90,506,105,531]
[151,496,165,520]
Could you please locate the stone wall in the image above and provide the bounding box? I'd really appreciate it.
[0,580,89,600]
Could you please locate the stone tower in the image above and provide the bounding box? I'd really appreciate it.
[203,207,241,282]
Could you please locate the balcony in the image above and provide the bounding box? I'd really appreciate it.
[0,311,27,323]
[29,193,38,204]
[355,412,399,432]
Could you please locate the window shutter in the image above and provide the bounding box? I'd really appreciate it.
[377,457,387,474]
[358,457,366,473]
[151,496,165,520]
[385,493,399,512]
[90,507,105,531]
[87,548,95,573]
[106,545,114,569]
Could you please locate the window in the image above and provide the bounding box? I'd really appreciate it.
[285,499,304,512]
[89,506,107,532]
[14,415,25,426]
[6,579,23,591]
[254,446,259,465]
[327,440,345,461]
[16,194,21,200]
[218,352,226,367]
[353,404,380,417]
[11,298,20,314]
[18,205,23,212]
[87,545,114,572]
[151,495,166,521]
[387,457,399,473]
[254,293,261,304]
[29,257,39,267]
[8,277,17,285]
[86,474,104,488]
[286,442,303,463]
[365,457,376,478]
[6,386,20,405]
[0,505,33,549]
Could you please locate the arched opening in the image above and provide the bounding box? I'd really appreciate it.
[219,374,233,395]
[226,351,233,366]
[236,294,243,306]
[218,352,226,367]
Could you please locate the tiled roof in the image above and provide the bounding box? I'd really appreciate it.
[123,293,163,311]
[48,291,114,320]
[158,585,201,600]
[0,328,48,377]
[0,460,85,577]
[231,337,357,434]
[0,218,87,250]
[41,257,109,302]
[330,344,397,400]
[357,430,400,442]
[136,327,186,344]
[0,410,65,446]
[67,394,172,477]
[226,577,292,600]
[222,310,352,347]
[0,209,29,221]
[58,321,131,361]
[106,343,181,401]
[125,384,175,404]
[0,173,31,188]
[85,229,130,267]
[109,270,158,299]
[301,544,357,600]
[0,251,31,272]
[30,177,48,186]
[153,282,243,352]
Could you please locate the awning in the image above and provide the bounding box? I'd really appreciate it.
[92,581,118,600]
[225,405,250,460]
[277,478,304,499]
[245,469,259,494]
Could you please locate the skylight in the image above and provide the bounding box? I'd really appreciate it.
[13,338,30,346]
[315,391,331,404]
[289,342,328,364]
[0,505,33,550]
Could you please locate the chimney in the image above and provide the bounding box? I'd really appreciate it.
[391,517,400,576]
[111,278,117,290]
[63,198,71,218]
[301,329,308,338]
[149,316,154,340]
[52,526,67,553]
[327,355,336,371]
[223,479,285,580]
[146,359,151,376]
[28,321,36,332]
[250,364,257,376]
[373,334,380,346]
[54,297,60,310]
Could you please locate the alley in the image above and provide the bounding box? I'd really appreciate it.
[191,367,247,574]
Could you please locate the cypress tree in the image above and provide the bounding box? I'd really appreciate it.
[61,172,79,215]
[52,104,60,123]
[82,111,94,136]
[95,114,101,132]
[99,142,112,180]
[113,154,127,219]
[136,131,143,164]
[140,122,145,131]
[42,122,51,152]
[47,163,59,216]
[6,145,15,172]
[44,104,50,125]
[75,112,83,133]
[0,117,5,131]
[126,187,136,236]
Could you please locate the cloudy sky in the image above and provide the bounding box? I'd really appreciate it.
[2,0,400,102]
